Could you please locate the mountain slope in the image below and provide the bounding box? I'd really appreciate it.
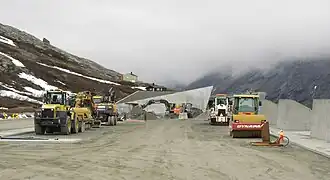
[186,59,330,108]
[0,23,159,108]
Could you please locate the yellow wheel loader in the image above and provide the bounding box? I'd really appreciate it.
[34,89,73,135]
[228,92,267,138]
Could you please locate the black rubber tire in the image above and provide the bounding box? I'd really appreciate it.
[109,116,114,126]
[45,128,53,134]
[282,136,290,147]
[79,121,86,132]
[210,118,216,125]
[35,125,45,135]
[71,117,79,134]
[61,117,71,135]
[232,131,239,138]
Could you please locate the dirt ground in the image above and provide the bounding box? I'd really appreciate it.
[0,119,330,180]
[0,118,34,131]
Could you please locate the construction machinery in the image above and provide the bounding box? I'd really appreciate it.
[93,87,118,126]
[139,99,179,118]
[181,103,193,118]
[228,92,266,138]
[209,94,231,125]
[71,91,101,130]
[34,89,73,135]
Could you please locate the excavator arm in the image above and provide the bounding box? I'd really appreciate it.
[140,99,171,112]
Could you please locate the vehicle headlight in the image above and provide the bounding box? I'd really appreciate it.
[97,106,106,109]
[34,111,41,117]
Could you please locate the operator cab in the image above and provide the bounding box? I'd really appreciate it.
[44,90,68,105]
[92,96,103,104]
[231,95,262,115]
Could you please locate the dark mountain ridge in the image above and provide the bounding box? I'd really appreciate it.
[186,58,330,108]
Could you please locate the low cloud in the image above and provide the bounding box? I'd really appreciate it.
[1,0,330,85]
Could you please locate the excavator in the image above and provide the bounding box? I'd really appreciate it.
[139,99,178,118]
[228,92,266,138]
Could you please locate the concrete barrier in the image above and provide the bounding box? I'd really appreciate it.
[260,100,278,126]
[311,99,330,142]
[277,99,312,131]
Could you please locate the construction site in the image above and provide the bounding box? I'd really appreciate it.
[1,86,330,180]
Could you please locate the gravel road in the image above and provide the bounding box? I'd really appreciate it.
[0,118,33,131]
[0,119,329,180]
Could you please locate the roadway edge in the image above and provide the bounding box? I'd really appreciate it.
[270,130,330,159]
[0,128,35,138]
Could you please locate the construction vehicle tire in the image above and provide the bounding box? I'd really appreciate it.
[109,116,115,126]
[79,121,86,132]
[106,116,110,126]
[232,131,240,138]
[114,116,117,126]
[210,118,216,125]
[35,124,45,135]
[61,117,71,135]
[72,117,79,133]
[96,120,102,128]
[45,128,53,134]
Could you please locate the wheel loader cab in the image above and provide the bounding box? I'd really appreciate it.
[44,91,68,106]
[92,96,103,105]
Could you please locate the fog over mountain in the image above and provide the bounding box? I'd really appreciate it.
[1,0,329,85]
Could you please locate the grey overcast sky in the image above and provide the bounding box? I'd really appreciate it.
[1,0,330,85]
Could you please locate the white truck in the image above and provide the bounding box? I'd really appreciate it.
[209,94,231,125]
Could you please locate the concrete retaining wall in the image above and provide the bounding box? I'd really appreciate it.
[277,99,312,131]
[260,100,278,126]
[311,99,330,142]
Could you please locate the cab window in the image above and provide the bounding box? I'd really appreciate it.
[236,97,256,112]
[217,98,227,105]
[93,98,102,104]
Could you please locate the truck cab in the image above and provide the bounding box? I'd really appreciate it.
[209,94,231,125]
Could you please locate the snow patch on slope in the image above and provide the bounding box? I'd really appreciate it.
[0,90,43,104]
[37,62,120,85]
[0,52,25,67]
[132,86,147,91]
[56,80,66,86]
[18,72,57,91]
[0,35,16,47]
[23,87,44,97]
[0,82,32,96]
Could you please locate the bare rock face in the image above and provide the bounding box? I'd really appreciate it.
[0,23,163,108]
